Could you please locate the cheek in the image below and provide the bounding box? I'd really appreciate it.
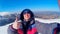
[28,15,30,18]
[24,15,27,19]
[27,14,30,18]
[24,14,31,19]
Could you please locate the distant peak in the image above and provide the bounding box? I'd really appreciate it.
[0,12,10,16]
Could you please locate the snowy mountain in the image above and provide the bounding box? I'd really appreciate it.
[0,12,60,34]
[0,12,10,16]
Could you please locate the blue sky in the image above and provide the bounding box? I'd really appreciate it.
[0,0,59,12]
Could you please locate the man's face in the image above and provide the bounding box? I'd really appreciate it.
[23,13,31,21]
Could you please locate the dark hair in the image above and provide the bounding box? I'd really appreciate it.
[20,9,35,21]
[20,9,35,34]
[57,23,60,27]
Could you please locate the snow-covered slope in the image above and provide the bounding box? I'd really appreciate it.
[35,18,60,23]
[0,18,60,34]
[0,23,12,34]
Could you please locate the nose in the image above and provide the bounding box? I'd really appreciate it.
[26,13,29,16]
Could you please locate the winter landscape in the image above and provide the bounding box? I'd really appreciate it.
[0,12,60,34]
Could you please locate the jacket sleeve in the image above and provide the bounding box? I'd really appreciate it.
[52,28,57,34]
[31,24,38,34]
[7,25,18,34]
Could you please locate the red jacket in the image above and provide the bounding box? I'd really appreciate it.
[18,28,37,34]
[8,24,38,34]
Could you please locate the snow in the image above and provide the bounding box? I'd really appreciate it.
[0,23,12,34]
[35,18,60,23]
[0,18,60,34]
[0,23,41,34]
[0,12,10,16]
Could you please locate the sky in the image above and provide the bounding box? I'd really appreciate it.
[0,0,59,12]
